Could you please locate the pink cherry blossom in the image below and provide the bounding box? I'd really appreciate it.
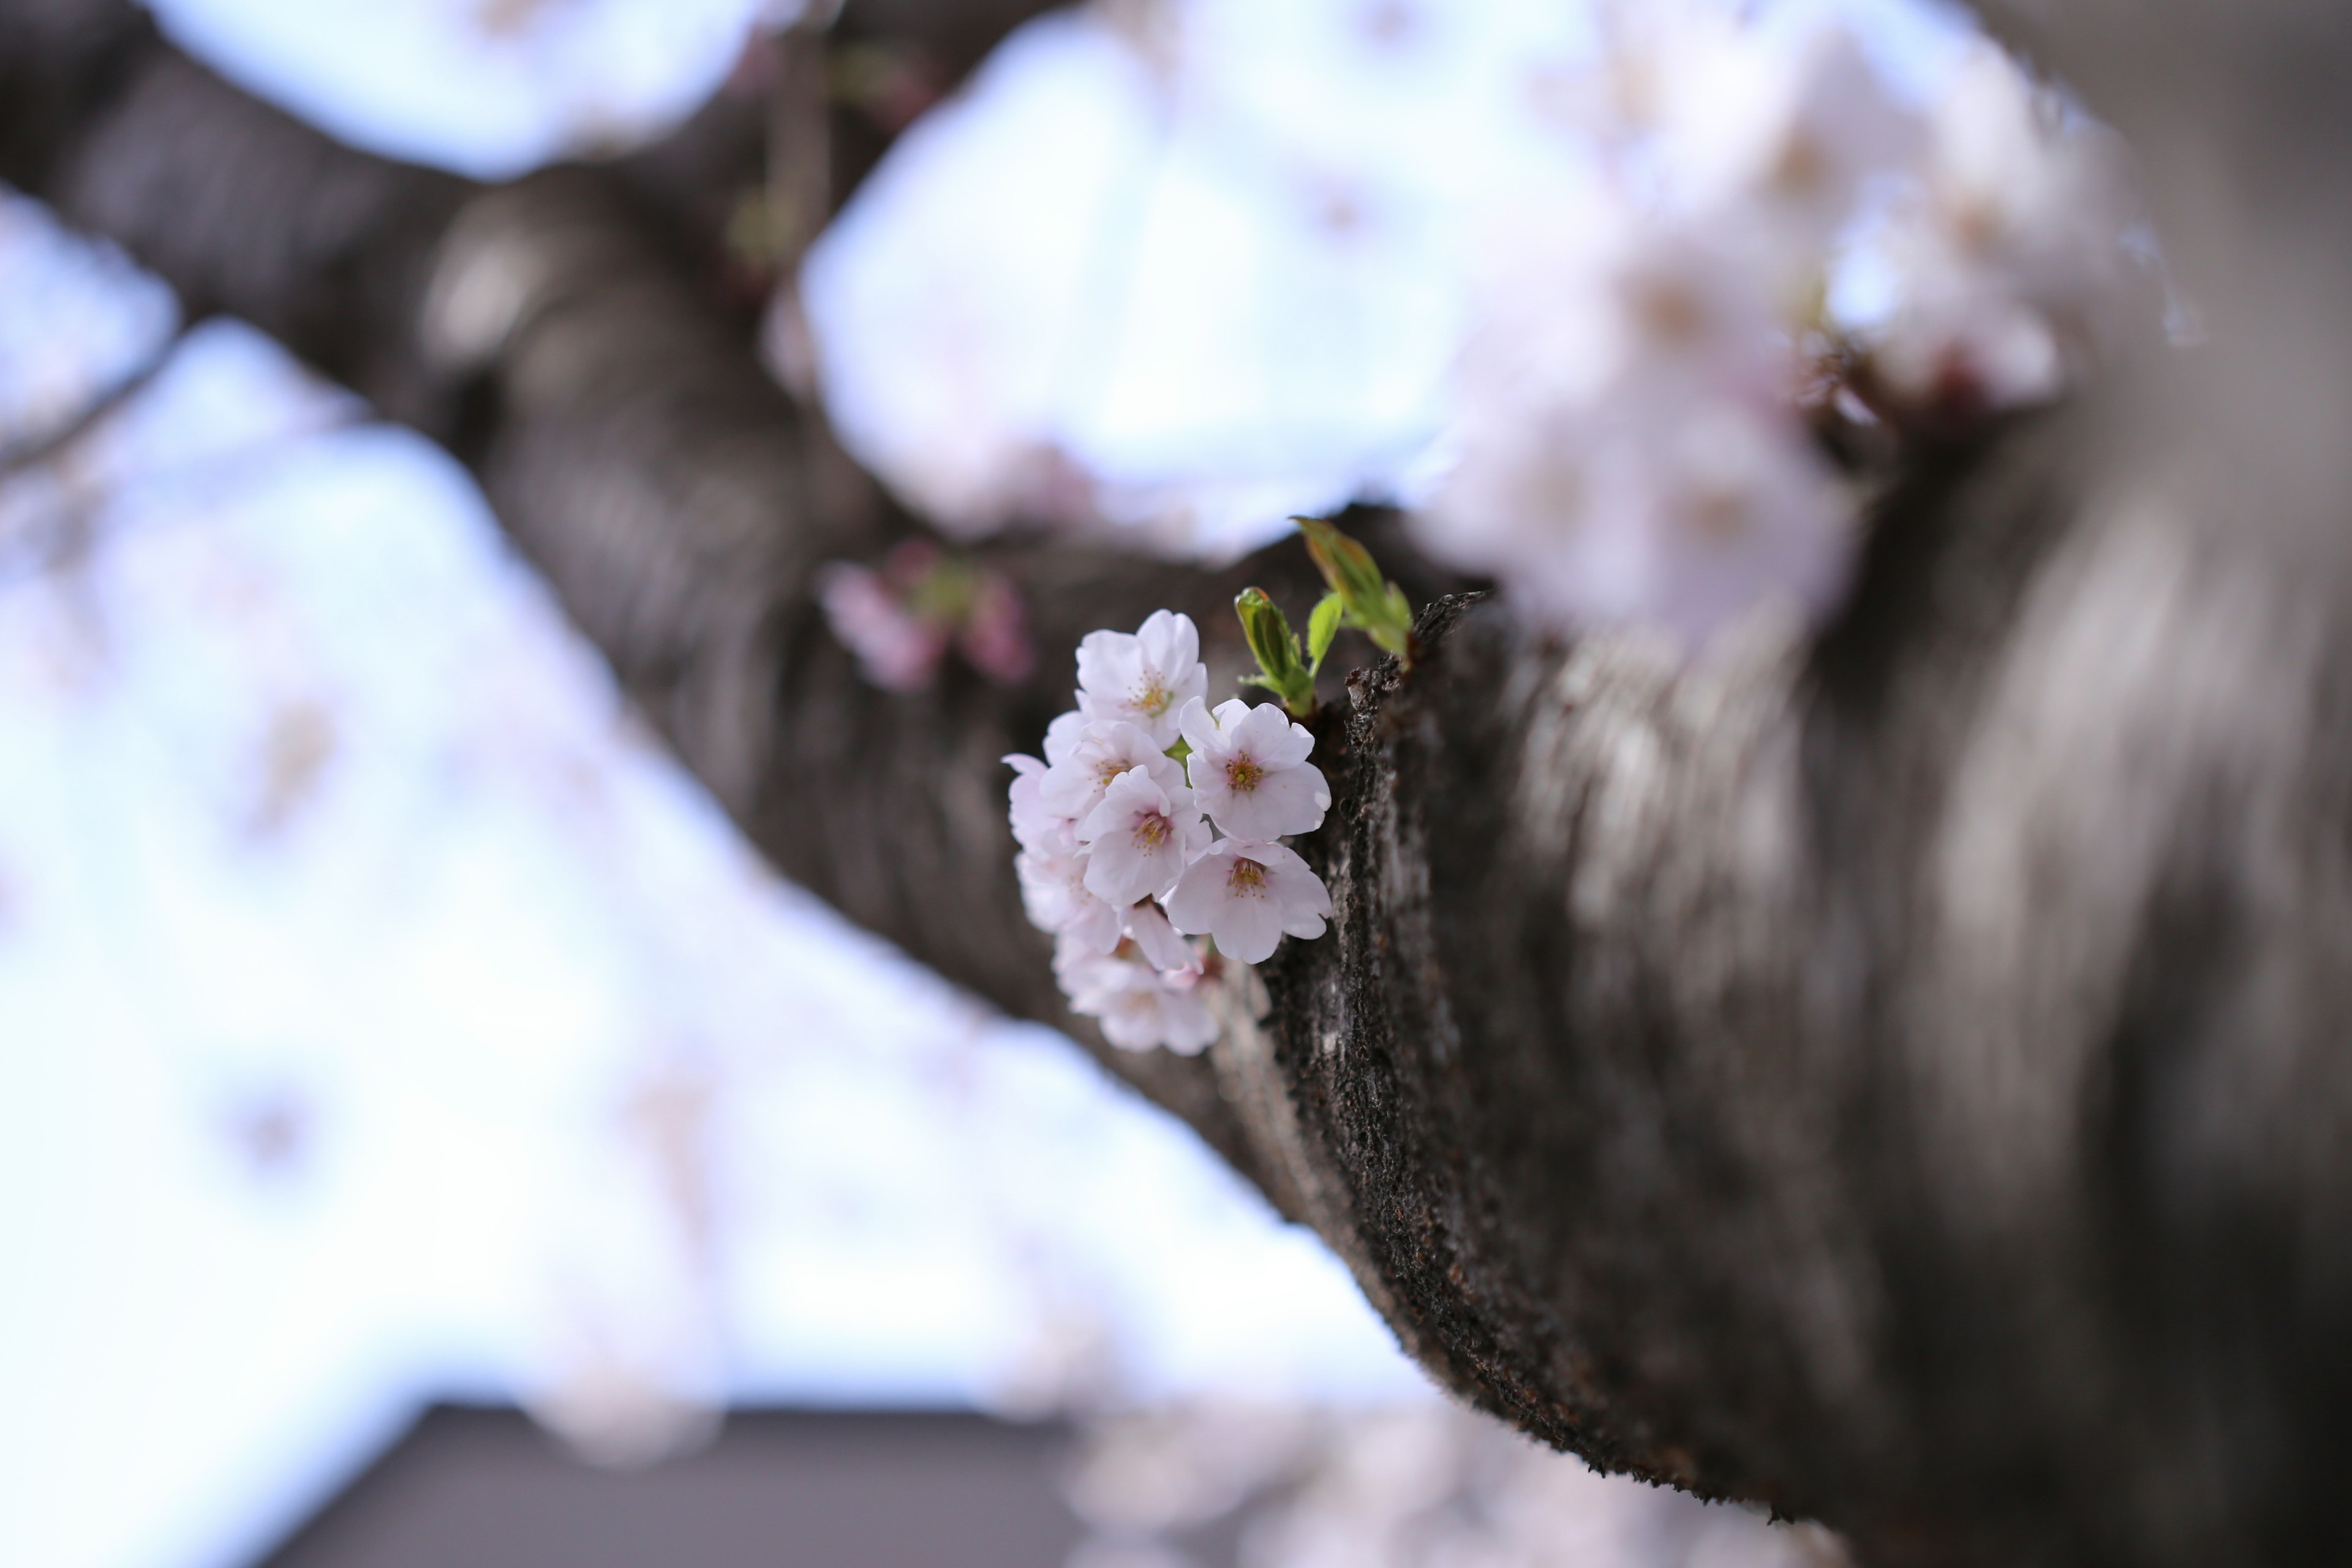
[1868,45,2152,415]
[955,569,1036,684]
[1163,838,1332,965]
[1054,939,1219,1055]
[1121,897,1200,976]
[1178,698,1330,840]
[1075,610,1208,749]
[1077,766,1210,906]
[1040,710,1087,767]
[818,563,947,690]
[1659,22,1921,265]
[1041,718,1187,823]
[1016,847,1121,952]
[1004,753,1078,857]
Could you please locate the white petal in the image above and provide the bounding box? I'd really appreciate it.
[1164,842,1288,963]
[1136,609,1199,674]
[1161,854,1224,937]
[1177,696,1219,759]
[1042,710,1088,768]
[1077,767,1169,843]
[1152,989,1219,1055]
[1208,763,1329,840]
[1213,886,1284,964]
[1082,831,1155,907]
[1231,701,1309,765]
[1123,900,1198,974]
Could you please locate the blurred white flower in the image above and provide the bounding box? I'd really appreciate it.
[819,541,1036,690]
[1420,192,1848,646]
[816,562,946,690]
[1005,753,1080,857]
[1500,399,1850,644]
[1164,838,1331,965]
[1017,845,1124,952]
[1658,23,1921,292]
[1121,896,1200,977]
[1868,45,2150,411]
[1079,765,1210,906]
[1179,697,1330,841]
[1076,610,1210,750]
[1055,939,1219,1055]
[1418,15,2149,649]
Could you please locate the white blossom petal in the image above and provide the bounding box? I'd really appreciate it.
[1077,766,1209,905]
[1074,610,1208,748]
[1017,849,1121,951]
[1053,937,1218,1055]
[1164,839,1331,965]
[1121,898,1200,976]
[1866,46,2152,410]
[819,563,947,690]
[1179,697,1331,840]
[1006,747,1080,857]
[1659,23,1921,266]
[1041,718,1186,823]
[1042,709,1088,769]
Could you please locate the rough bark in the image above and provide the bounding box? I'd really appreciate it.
[11,2,2352,1564]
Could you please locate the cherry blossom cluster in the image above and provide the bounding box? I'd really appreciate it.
[819,539,1033,690]
[1006,610,1332,1054]
[1420,15,2157,649]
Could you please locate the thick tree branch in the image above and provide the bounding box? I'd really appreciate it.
[13,2,2352,1564]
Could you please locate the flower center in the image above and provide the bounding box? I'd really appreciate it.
[1224,754,1264,794]
[1227,858,1268,896]
[1131,675,1173,717]
[1770,130,1829,199]
[1687,483,1751,545]
[1132,812,1172,851]
[1625,271,1707,349]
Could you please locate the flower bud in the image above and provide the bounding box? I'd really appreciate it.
[1234,587,1317,717]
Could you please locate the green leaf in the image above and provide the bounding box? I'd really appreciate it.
[1293,516,1416,671]
[1296,518,1384,604]
[1306,592,1343,673]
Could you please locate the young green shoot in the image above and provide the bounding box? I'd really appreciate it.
[1295,516,1415,669]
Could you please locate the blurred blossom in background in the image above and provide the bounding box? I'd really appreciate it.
[0,0,2027,1565]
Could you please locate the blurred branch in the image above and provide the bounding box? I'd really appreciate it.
[11,4,2352,1566]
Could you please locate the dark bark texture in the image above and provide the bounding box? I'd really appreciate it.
[10,1,2352,1564]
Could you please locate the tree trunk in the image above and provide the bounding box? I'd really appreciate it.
[10,2,2352,1562]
